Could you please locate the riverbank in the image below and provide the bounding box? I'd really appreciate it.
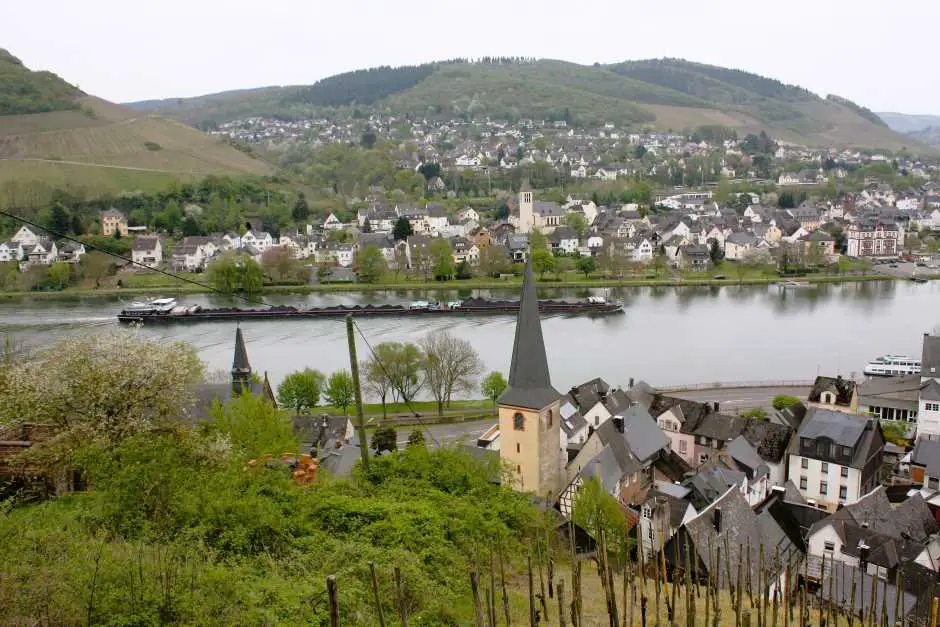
[0,272,924,300]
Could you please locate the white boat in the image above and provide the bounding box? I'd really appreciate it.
[120,297,178,316]
[863,355,921,377]
[780,280,812,288]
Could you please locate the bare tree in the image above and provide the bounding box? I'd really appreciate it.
[419,330,484,416]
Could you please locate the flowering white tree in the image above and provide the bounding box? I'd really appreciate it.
[0,330,205,454]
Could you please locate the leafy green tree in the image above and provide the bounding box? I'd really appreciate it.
[708,240,724,265]
[392,217,414,241]
[429,238,454,281]
[207,251,264,294]
[362,341,422,418]
[478,245,510,277]
[355,244,387,283]
[324,370,355,414]
[47,261,71,290]
[481,371,507,415]
[455,259,473,280]
[772,395,801,410]
[554,255,572,280]
[157,200,182,234]
[881,420,910,447]
[532,248,555,279]
[494,203,510,221]
[407,429,426,447]
[277,369,325,414]
[181,215,203,237]
[565,212,588,238]
[209,389,297,460]
[47,202,70,235]
[291,193,310,222]
[529,229,548,251]
[577,256,597,278]
[573,475,627,545]
[372,426,398,453]
[360,131,377,149]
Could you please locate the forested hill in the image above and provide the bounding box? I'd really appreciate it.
[126,57,915,150]
[0,49,83,115]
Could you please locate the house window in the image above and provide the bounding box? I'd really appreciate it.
[595,416,599,426]
[927,403,940,412]
[930,477,940,490]
[800,477,808,490]
[840,466,848,478]
[547,409,553,427]
[516,465,521,474]
[679,441,688,454]
[513,413,525,431]
[821,462,828,473]
[516,443,520,454]
[839,486,848,500]
[824,541,835,552]
[801,458,809,469]
[699,454,709,465]
[820,481,828,495]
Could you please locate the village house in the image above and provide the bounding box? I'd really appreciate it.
[10,225,40,248]
[241,229,274,253]
[101,209,128,238]
[787,409,885,510]
[24,238,58,266]
[549,227,580,255]
[131,236,162,267]
[0,241,24,263]
[807,375,858,413]
[322,213,344,231]
[676,244,711,272]
[449,236,479,265]
[723,231,760,261]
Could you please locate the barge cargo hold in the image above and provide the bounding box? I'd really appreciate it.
[117,296,624,324]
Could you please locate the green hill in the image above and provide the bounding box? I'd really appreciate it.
[127,57,921,151]
[0,49,274,204]
[0,49,83,115]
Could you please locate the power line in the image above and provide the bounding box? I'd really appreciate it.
[0,208,273,308]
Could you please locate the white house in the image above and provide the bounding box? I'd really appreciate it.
[787,409,885,511]
[778,172,802,186]
[570,165,587,179]
[723,231,760,261]
[628,237,654,263]
[11,225,40,247]
[323,213,344,231]
[424,206,450,234]
[241,230,274,253]
[221,232,242,250]
[456,207,480,223]
[131,237,162,267]
[0,241,24,263]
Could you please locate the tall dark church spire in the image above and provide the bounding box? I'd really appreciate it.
[231,326,252,395]
[499,254,560,409]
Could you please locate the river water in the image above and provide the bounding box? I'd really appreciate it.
[1,281,939,394]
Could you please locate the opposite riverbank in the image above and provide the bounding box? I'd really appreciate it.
[0,272,923,301]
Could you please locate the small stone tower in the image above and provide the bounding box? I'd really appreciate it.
[231,327,252,396]
[498,255,563,497]
[518,182,534,234]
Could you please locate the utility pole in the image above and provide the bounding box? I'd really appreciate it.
[346,315,370,472]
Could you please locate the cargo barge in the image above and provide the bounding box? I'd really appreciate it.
[117,296,623,324]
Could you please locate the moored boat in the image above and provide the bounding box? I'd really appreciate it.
[862,354,921,377]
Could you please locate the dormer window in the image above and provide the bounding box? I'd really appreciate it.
[513,413,525,431]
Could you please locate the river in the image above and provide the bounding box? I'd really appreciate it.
[1,281,939,394]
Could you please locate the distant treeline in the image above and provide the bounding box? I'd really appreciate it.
[282,64,437,107]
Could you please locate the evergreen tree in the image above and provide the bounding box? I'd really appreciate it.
[47,202,70,235]
[392,217,413,241]
[291,193,310,222]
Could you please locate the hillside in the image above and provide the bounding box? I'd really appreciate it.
[0,50,274,203]
[127,58,921,151]
[878,112,940,145]
[0,49,83,115]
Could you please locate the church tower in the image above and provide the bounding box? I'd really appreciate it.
[518,182,534,234]
[231,327,252,396]
[498,255,563,496]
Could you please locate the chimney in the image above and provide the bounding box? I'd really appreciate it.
[713,401,720,412]
[858,542,870,572]
[612,416,624,433]
[714,507,722,534]
[628,377,635,389]
[588,426,595,438]
[771,485,786,495]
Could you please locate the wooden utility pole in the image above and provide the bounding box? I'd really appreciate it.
[345,315,370,472]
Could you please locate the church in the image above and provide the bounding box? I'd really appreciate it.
[191,327,277,421]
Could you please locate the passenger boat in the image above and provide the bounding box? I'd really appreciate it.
[117,295,624,324]
[862,355,921,377]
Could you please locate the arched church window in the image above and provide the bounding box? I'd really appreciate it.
[513,413,525,431]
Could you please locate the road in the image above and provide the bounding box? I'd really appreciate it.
[374,386,808,447]
[670,386,807,412]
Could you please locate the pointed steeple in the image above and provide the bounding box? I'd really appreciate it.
[231,326,252,395]
[498,254,560,409]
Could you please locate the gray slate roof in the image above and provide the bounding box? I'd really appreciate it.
[798,409,867,447]
[619,405,669,464]
[912,437,940,477]
[921,333,940,378]
[499,256,560,410]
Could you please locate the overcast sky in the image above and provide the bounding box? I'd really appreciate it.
[3,0,937,113]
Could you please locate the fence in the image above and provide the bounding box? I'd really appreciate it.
[655,379,814,393]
